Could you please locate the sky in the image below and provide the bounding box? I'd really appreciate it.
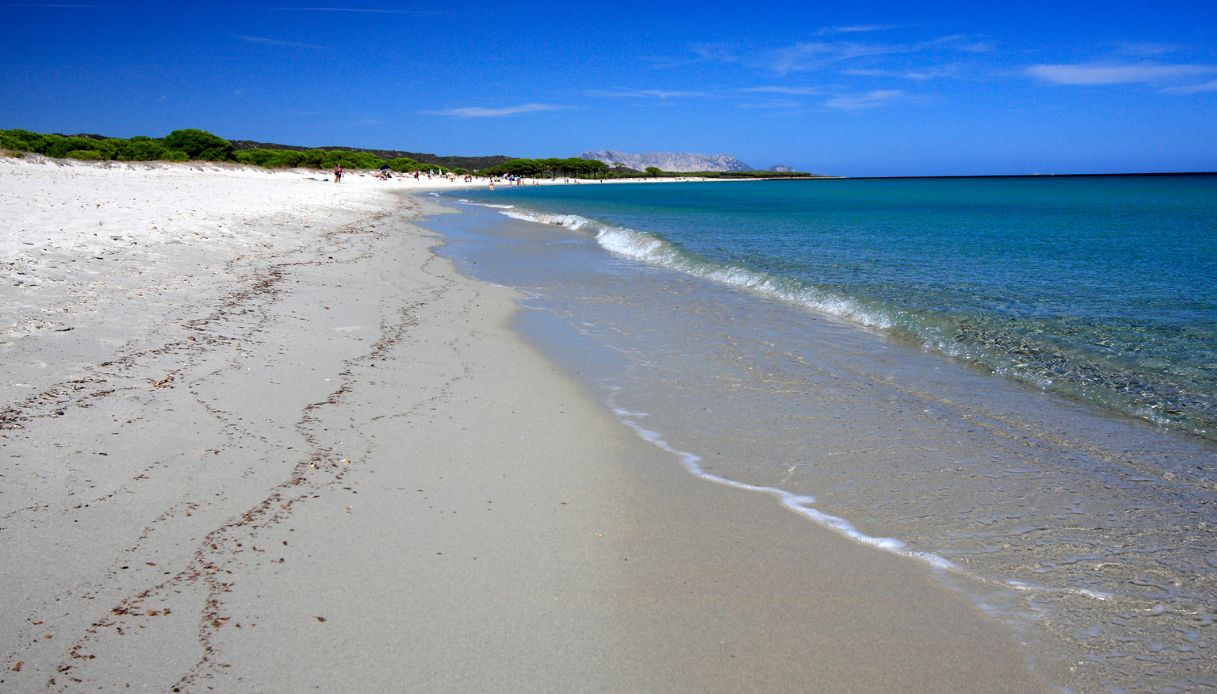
[3,1,1216,176]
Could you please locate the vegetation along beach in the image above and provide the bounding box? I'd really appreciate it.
[4,2,1216,692]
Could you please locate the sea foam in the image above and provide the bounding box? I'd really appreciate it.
[498,207,898,331]
[604,389,957,573]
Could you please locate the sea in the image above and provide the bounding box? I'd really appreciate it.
[425,175,1217,692]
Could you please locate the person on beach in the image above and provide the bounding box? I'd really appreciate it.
[333,166,344,184]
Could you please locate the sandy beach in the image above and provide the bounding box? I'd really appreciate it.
[1,156,1050,691]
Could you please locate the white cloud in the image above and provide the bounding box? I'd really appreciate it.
[955,41,995,53]
[740,85,823,95]
[689,43,738,64]
[823,89,903,110]
[739,100,802,110]
[235,34,324,49]
[586,88,710,99]
[815,24,900,36]
[767,41,898,74]
[1027,62,1217,85]
[424,103,566,118]
[764,35,982,75]
[842,66,958,81]
[647,42,738,69]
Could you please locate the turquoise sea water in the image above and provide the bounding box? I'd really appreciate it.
[458,175,1217,441]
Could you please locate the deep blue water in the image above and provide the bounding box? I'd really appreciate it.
[455,176,1217,441]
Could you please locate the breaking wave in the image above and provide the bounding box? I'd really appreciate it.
[500,208,898,330]
[489,205,1215,441]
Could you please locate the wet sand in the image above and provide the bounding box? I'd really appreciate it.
[2,156,1046,691]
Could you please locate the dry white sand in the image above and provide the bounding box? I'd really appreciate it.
[1,155,1048,692]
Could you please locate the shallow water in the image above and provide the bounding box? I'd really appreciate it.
[424,189,1217,692]
[459,176,1217,443]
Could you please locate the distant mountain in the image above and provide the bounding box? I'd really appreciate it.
[229,139,511,171]
[580,149,753,172]
[770,164,794,173]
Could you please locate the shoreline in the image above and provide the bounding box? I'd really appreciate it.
[2,156,1046,691]
[423,191,1217,692]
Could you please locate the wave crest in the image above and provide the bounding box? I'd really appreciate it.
[500,208,898,330]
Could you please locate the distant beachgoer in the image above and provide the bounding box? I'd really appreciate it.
[333,166,344,183]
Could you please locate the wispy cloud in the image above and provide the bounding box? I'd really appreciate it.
[647,42,737,69]
[763,34,978,75]
[690,42,738,64]
[740,85,824,95]
[815,24,900,36]
[585,88,710,99]
[842,65,959,81]
[1163,78,1217,95]
[955,41,995,53]
[1027,62,1217,86]
[270,6,440,15]
[235,34,324,49]
[766,41,900,74]
[739,99,802,110]
[424,103,566,118]
[823,89,904,110]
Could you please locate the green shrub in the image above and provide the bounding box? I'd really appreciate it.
[42,135,72,157]
[234,148,280,166]
[300,150,328,168]
[194,146,231,161]
[161,150,189,162]
[116,139,166,161]
[319,150,386,170]
[480,157,608,178]
[0,133,29,151]
[65,150,104,160]
[0,129,47,153]
[263,150,305,168]
[162,129,232,160]
[387,157,422,172]
[43,135,116,159]
[482,158,541,177]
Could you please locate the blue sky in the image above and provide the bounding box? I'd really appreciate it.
[3,1,1216,175]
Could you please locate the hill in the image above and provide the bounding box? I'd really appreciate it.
[580,149,752,172]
